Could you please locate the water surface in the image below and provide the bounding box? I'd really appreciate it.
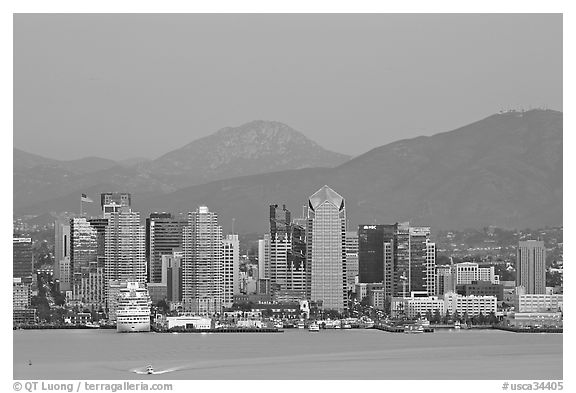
[13,329,562,380]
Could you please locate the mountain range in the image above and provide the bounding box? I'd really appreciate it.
[14,110,562,233]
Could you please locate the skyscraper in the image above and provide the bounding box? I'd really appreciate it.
[345,231,359,291]
[70,217,105,308]
[409,226,436,296]
[182,206,223,315]
[260,204,307,298]
[358,224,396,285]
[146,213,186,284]
[54,219,70,290]
[306,185,347,313]
[100,192,131,212]
[359,223,436,299]
[13,237,33,280]
[222,234,240,308]
[516,240,546,294]
[104,205,146,312]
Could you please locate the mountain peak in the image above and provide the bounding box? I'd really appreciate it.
[147,120,350,186]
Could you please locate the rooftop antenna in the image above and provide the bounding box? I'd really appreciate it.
[232,218,236,235]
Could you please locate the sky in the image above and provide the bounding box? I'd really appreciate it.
[13,13,562,161]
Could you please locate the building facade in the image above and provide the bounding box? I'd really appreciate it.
[13,237,33,279]
[516,240,546,294]
[146,213,186,284]
[104,206,146,313]
[222,234,240,309]
[345,231,359,291]
[306,186,347,313]
[182,206,223,315]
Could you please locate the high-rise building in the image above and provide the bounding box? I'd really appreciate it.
[54,219,70,290]
[182,206,223,315]
[436,265,454,295]
[13,277,31,310]
[222,234,240,308]
[288,223,307,295]
[13,237,33,279]
[70,217,105,308]
[260,205,307,298]
[516,240,546,294]
[358,224,396,285]
[100,192,131,212]
[306,185,347,313]
[104,206,146,312]
[345,231,359,291]
[146,213,186,284]
[162,253,182,302]
[270,204,291,239]
[408,226,435,296]
[359,223,436,298]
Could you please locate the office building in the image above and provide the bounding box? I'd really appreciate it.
[146,213,186,284]
[100,192,131,212]
[162,253,182,302]
[70,217,105,308]
[516,240,546,294]
[260,205,307,297]
[182,206,223,315]
[13,277,31,310]
[515,294,563,313]
[222,234,240,308]
[306,185,347,313]
[456,280,504,301]
[443,292,497,317]
[452,262,499,285]
[13,237,33,279]
[436,265,454,295]
[409,226,436,295]
[54,219,71,290]
[345,231,359,291]
[391,293,445,319]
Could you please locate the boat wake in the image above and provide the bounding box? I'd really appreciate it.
[130,366,184,375]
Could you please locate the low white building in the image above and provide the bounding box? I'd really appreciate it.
[515,294,563,313]
[391,293,444,318]
[166,316,212,330]
[237,319,263,328]
[444,292,497,316]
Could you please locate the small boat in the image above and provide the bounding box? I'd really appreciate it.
[297,321,305,329]
[146,365,154,375]
[404,324,424,334]
[454,321,461,329]
[308,323,320,332]
[342,323,352,329]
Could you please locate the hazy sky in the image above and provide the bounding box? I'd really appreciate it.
[14,13,562,161]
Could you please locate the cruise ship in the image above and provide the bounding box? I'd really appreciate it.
[116,282,152,333]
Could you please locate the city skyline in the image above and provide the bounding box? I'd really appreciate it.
[11,11,564,384]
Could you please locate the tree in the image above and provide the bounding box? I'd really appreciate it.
[432,309,441,324]
[477,312,486,325]
[452,311,460,323]
[488,311,498,325]
[443,310,450,324]
[156,299,170,314]
[31,296,51,322]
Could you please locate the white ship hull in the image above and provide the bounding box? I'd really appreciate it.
[117,320,150,333]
